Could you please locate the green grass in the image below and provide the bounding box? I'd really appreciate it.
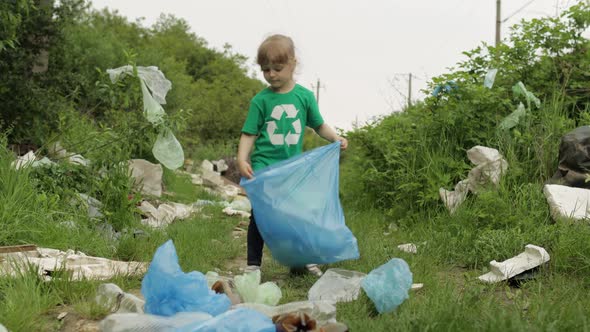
[3,128,590,331]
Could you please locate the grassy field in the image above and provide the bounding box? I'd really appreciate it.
[2,160,590,331]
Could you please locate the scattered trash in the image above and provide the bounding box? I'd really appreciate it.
[499,102,527,131]
[211,279,242,305]
[76,193,104,219]
[108,65,184,170]
[0,247,146,280]
[99,312,213,332]
[361,258,413,314]
[0,323,6,332]
[139,201,199,228]
[235,301,337,326]
[411,283,424,291]
[397,243,418,254]
[57,312,68,321]
[152,127,184,170]
[223,206,251,219]
[11,150,55,169]
[440,146,508,213]
[547,126,590,188]
[185,308,275,332]
[68,153,90,167]
[439,179,469,214]
[432,80,458,97]
[96,283,145,314]
[128,159,163,197]
[466,146,508,193]
[478,244,550,283]
[241,142,359,267]
[234,270,282,306]
[483,68,498,89]
[212,159,229,173]
[308,268,366,303]
[141,240,231,317]
[273,312,349,332]
[229,196,252,212]
[543,184,590,221]
[512,81,541,109]
[194,199,222,207]
[45,141,91,166]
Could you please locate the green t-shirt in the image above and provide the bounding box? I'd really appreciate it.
[241,84,324,171]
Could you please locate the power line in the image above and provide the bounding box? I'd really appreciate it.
[502,0,538,23]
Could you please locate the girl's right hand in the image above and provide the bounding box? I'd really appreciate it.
[237,159,254,179]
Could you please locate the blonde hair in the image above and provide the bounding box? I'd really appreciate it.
[256,34,296,66]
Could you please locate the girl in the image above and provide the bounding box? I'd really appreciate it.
[237,34,348,277]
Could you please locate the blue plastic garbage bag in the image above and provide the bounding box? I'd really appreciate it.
[361,258,412,314]
[240,142,359,267]
[141,240,231,317]
[181,308,276,332]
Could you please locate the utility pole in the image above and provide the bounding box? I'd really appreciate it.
[496,0,501,46]
[408,73,412,108]
[311,79,324,105]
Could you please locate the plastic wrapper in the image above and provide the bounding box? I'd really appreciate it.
[361,258,412,314]
[152,127,185,170]
[308,268,366,303]
[141,240,231,316]
[234,270,281,306]
[512,81,541,108]
[99,312,212,332]
[182,308,275,332]
[484,68,498,89]
[240,142,359,267]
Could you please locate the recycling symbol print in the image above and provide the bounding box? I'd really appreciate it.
[266,104,302,146]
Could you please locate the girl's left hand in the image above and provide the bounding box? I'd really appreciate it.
[336,136,348,150]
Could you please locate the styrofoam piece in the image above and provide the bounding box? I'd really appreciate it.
[0,323,7,332]
[234,301,337,325]
[96,283,145,314]
[308,268,366,303]
[0,247,147,281]
[543,184,590,221]
[478,244,550,283]
[397,243,417,254]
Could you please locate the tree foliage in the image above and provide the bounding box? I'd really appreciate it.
[347,2,590,216]
[0,0,264,155]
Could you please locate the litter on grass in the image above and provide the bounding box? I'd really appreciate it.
[0,247,146,281]
[478,244,550,283]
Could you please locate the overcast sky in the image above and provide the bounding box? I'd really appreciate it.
[90,0,581,130]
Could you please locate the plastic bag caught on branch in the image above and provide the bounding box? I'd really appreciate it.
[152,127,184,170]
[107,65,184,170]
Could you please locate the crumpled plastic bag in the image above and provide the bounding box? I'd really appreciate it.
[361,258,412,314]
[182,308,276,332]
[100,312,212,332]
[484,68,498,89]
[499,102,527,131]
[152,127,184,170]
[513,81,541,109]
[107,65,184,170]
[107,65,172,104]
[234,270,282,306]
[141,240,231,316]
[240,142,359,267]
